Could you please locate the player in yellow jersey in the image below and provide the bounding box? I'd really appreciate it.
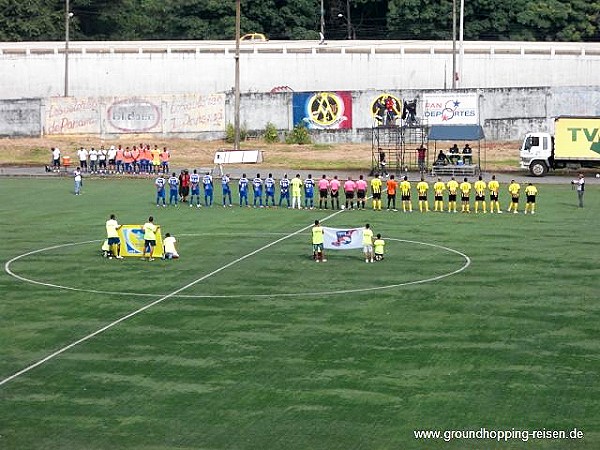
[311,220,326,262]
[446,177,459,213]
[399,176,413,212]
[370,174,383,211]
[363,223,374,263]
[488,175,502,213]
[473,175,487,213]
[416,177,429,212]
[507,179,521,213]
[433,177,445,212]
[459,177,472,213]
[524,182,538,214]
[373,233,385,261]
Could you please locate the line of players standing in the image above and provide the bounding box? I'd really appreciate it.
[72,144,172,175]
[153,172,539,214]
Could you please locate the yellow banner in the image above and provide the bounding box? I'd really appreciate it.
[117,225,163,258]
[555,117,600,160]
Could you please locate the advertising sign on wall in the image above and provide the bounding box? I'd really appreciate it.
[293,91,353,129]
[423,93,479,125]
[105,97,162,133]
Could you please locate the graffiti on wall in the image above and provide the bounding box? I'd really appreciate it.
[45,97,101,134]
[293,91,352,129]
[165,93,225,133]
[44,94,225,135]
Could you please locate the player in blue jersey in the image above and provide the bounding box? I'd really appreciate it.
[279,173,291,208]
[221,173,232,207]
[168,172,179,206]
[155,174,166,207]
[304,174,315,209]
[189,169,201,208]
[252,173,264,207]
[264,173,276,207]
[239,173,249,207]
[202,171,213,206]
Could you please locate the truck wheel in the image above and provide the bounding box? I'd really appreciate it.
[530,161,548,177]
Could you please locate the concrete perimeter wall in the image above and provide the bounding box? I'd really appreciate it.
[2,86,600,141]
[1,40,600,98]
[2,39,599,141]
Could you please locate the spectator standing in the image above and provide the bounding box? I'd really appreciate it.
[77,146,88,172]
[51,147,61,172]
[417,145,427,173]
[572,173,585,208]
[88,147,98,174]
[73,167,82,195]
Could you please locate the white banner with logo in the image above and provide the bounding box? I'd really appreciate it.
[323,226,364,250]
[423,93,479,125]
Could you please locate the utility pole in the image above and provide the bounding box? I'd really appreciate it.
[64,0,71,97]
[234,0,241,151]
[452,0,457,89]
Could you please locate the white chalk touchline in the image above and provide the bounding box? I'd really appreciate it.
[0,211,341,387]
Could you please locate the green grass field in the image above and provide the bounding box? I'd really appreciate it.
[1,176,599,449]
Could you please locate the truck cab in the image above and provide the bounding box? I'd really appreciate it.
[520,132,554,176]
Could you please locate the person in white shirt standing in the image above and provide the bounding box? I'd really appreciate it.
[74,167,82,195]
[88,147,98,173]
[571,173,585,208]
[107,145,117,173]
[51,147,61,172]
[98,146,107,174]
[77,146,88,172]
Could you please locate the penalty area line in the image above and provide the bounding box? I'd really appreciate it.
[0,210,342,388]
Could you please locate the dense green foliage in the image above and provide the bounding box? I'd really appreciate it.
[1,177,599,449]
[1,0,598,42]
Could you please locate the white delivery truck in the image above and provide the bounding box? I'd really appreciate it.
[520,116,600,176]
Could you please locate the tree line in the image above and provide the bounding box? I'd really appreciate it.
[1,0,598,42]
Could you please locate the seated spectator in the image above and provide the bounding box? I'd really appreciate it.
[463,144,473,164]
[448,144,460,164]
[435,150,450,166]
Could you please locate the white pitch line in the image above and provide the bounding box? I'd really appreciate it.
[0,211,341,388]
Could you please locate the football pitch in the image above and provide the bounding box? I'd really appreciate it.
[1,176,598,449]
